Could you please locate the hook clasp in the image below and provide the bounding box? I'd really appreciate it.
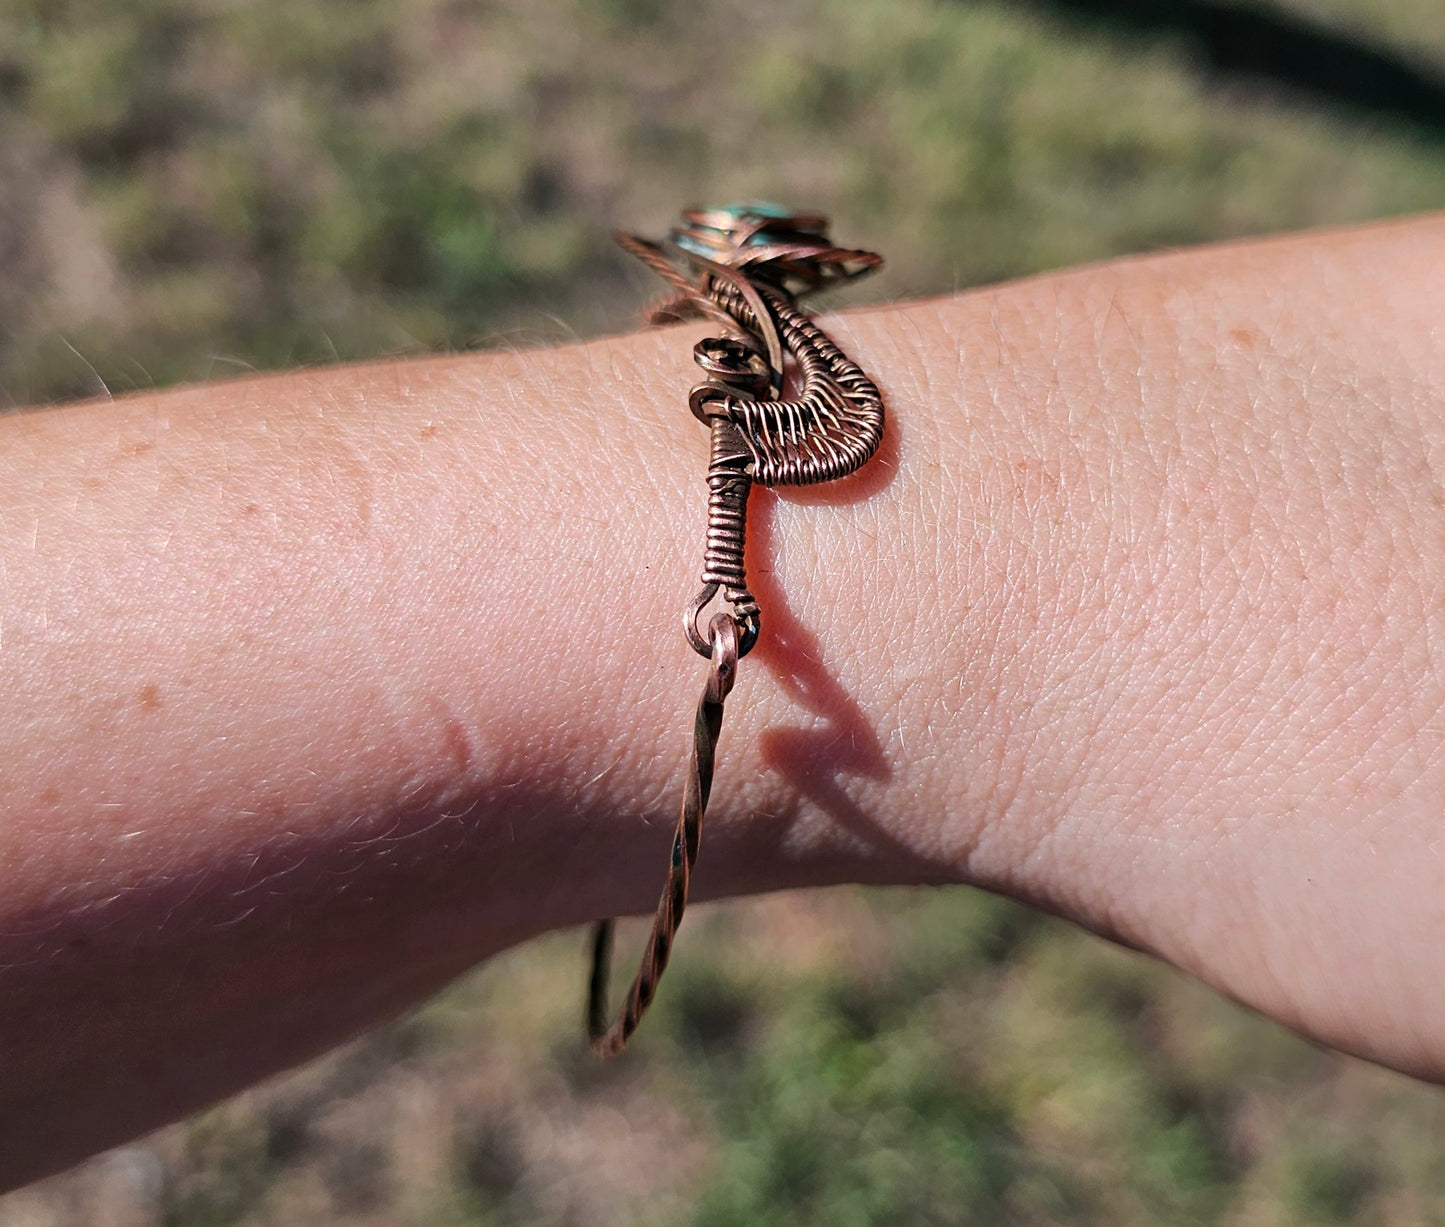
[684,583,759,659]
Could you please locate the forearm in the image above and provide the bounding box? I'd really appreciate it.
[5,214,1445,1186]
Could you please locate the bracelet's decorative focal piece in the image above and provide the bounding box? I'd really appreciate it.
[587,204,885,1057]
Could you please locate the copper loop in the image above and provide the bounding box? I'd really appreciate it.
[689,382,731,424]
[692,336,771,395]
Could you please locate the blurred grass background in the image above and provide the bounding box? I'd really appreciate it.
[3,0,1445,1222]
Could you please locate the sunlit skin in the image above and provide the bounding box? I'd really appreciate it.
[3,214,1445,1188]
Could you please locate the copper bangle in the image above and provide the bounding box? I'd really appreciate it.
[587,203,886,1057]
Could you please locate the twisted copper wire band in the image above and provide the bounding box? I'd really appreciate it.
[588,613,740,1057]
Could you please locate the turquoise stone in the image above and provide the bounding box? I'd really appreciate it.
[710,200,794,220]
[674,203,826,259]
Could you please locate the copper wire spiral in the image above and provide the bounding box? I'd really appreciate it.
[693,416,759,651]
[588,207,885,1056]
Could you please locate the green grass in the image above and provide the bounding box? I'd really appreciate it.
[4,0,1445,404]
[3,1,1445,1223]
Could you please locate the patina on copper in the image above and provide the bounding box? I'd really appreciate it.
[588,205,885,1058]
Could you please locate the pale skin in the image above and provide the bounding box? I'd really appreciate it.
[4,213,1445,1189]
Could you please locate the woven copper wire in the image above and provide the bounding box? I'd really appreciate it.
[706,280,884,486]
[588,207,885,1057]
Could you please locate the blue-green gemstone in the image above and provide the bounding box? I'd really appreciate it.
[673,202,827,259]
[709,200,794,220]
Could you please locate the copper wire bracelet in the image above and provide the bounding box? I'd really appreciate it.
[587,204,885,1057]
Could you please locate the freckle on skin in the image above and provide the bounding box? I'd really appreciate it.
[138,684,162,712]
[41,787,60,805]
[243,504,259,517]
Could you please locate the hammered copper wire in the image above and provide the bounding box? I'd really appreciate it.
[587,208,885,1057]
